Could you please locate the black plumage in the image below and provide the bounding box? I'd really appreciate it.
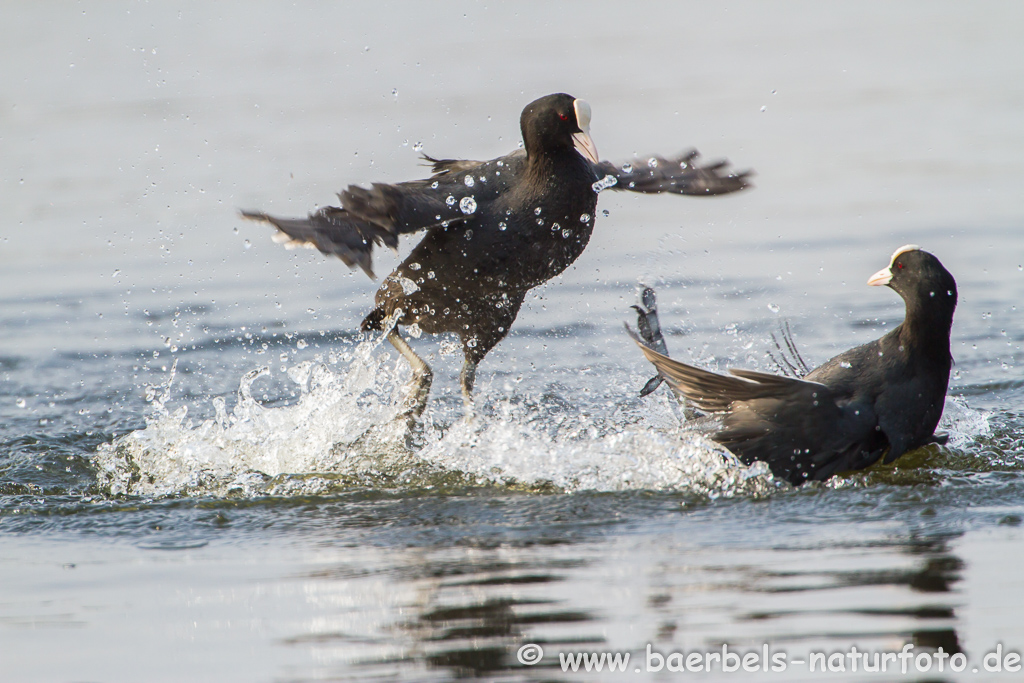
[243,93,750,415]
[629,246,957,485]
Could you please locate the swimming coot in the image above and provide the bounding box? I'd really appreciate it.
[243,93,750,416]
[630,246,957,485]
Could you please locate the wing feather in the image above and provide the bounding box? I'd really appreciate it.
[596,149,752,196]
[240,208,389,279]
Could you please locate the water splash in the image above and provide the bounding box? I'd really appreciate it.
[94,340,414,497]
[939,394,992,448]
[91,348,993,500]
[93,352,784,499]
[417,414,777,497]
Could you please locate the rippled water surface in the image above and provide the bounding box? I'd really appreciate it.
[3,3,1024,681]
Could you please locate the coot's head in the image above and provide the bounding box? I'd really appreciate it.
[520,93,598,164]
[868,245,958,314]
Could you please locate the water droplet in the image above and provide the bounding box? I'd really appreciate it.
[459,196,477,214]
[647,157,658,168]
[427,270,435,279]
[760,105,767,112]
[413,141,423,151]
[534,207,542,216]
[395,276,420,295]
[15,398,26,408]
[602,209,610,217]
[431,181,439,189]
[840,361,852,369]
[579,213,591,223]
[467,338,478,348]
[407,323,422,338]
[445,195,456,206]
[391,88,398,97]
[296,339,308,350]
[498,221,507,231]
[409,262,421,270]
[562,229,572,238]
[463,175,475,187]
[592,174,618,193]
[621,162,633,173]
[464,229,473,240]
[767,303,780,313]
[243,239,251,249]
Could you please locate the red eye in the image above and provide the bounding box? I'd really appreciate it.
[897,262,904,269]
[558,113,569,121]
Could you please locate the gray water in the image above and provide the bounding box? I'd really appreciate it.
[2,2,1024,681]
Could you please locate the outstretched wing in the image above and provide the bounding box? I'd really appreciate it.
[628,331,814,412]
[242,151,524,279]
[239,207,395,279]
[595,149,752,196]
[338,151,524,233]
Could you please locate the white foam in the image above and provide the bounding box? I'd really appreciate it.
[94,341,413,497]
[94,345,784,498]
[93,345,992,500]
[418,416,777,497]
[939,394,992,448]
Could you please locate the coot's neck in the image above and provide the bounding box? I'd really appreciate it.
[896,294,955,363]
[524,145,595,187]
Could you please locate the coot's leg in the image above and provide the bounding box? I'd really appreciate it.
[630,287,696,422]
[456,291,525,417]
[387,330,433,419]
[459,357,477,412]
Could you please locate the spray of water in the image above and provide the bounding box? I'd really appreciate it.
[93,341,992,499]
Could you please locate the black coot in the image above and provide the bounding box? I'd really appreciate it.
[243,93,750,416]
[630,246,957,485]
